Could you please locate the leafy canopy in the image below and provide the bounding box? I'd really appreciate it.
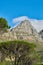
[0,17,10,29]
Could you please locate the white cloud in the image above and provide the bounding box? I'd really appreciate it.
[12,16,29,23]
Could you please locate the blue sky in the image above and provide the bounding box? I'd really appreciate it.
[0,0,43,27]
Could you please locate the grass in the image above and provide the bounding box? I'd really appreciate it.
[0,61,11,65]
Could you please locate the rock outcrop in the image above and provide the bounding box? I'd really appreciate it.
[10,20,42,43]
[0,29,17,42]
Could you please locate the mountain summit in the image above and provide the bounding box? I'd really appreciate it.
[10,19,42,44]
[12,16,43,32]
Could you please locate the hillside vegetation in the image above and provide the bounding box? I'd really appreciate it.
[0,40,41,65]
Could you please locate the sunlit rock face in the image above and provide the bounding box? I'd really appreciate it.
[10,20,42,43]
[0,29,17,42]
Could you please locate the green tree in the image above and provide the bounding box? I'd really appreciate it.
[0,17,10,29]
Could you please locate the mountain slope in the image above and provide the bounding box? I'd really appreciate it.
[11,20,42,43]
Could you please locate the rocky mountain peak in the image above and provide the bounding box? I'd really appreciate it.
[10,19,42,43]
[11,16,43,32]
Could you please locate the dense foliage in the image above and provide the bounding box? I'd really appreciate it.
[0,18,10,29]
[0,40,41,65]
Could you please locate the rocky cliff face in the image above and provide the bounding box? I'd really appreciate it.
[0,29,18,42]
[10,20,42,43]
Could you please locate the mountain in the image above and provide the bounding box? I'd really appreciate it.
[10,19,42,44]
[0,16,43,45]
[12,16,43,32]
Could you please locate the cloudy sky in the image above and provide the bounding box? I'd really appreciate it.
[0,0,43,32]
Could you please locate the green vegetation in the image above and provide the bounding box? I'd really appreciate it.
[0,61,10,65]
[0,17,11,29]
[0,40,41,65]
